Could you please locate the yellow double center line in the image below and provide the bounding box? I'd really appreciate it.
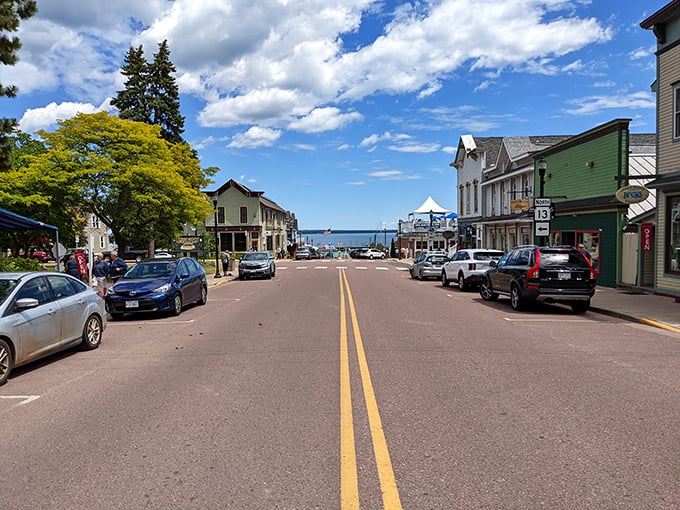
[339,268,403,510]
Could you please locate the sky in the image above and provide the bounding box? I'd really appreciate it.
[0,0,666,230]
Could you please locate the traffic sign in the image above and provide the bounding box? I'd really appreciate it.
[534,198,551,207]
[534,206,551,221]
[535,222,550,237]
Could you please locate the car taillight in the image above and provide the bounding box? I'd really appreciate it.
[527,250,540,279]
[468,263,476,270]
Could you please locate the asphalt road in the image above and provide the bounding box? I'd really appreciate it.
[1,259,679,509]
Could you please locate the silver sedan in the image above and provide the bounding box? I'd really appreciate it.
[0,272,106,385]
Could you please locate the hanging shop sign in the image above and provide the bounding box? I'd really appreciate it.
[615,185,649,204]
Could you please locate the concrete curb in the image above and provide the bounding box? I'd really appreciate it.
[590,307,680,334]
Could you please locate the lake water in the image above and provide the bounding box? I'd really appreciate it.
[297,230,397,249]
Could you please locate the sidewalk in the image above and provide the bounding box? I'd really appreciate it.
[205,261,680,334]
[590,286,680,333]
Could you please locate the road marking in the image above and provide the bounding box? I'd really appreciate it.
[339,270,359,509]
[296,266,308,270]
[355,267,367,270]
[504,318,592,322]
[277,266,289,270]
[376,267,389,271]
[336,266,349,269]
[340,269,403,510]
[0,395,40,406]
[315,266,328,270]
[395,267,409,271]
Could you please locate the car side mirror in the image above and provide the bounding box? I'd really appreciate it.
[16,297,39,310]
[489,260,497,268]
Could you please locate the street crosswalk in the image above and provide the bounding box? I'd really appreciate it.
[277,264,409,271]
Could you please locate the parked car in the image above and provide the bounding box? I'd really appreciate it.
[479,245,596,313]
[154,250,174,259]
[442,248,505,290]
[349,247,367,259]
[18,248,52,262]
[0,272,105,385]
[410,252,450,280]
[239,251,276,280]
[356,248,385,260]
[295,246,311,260]
[105,257,207,319]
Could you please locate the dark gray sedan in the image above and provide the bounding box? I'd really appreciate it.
[0,272,106,385]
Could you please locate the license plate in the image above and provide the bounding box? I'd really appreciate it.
[125,300,139,309]
[558,272,571,280]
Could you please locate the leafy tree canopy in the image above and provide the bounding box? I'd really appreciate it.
[24,112,214,253]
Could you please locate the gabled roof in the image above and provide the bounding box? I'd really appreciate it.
[211,179,264,198]
[411,196,451,215]
[0,207,57,232]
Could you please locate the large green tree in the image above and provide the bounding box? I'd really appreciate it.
[0,0,38,171]
[109,45,150,124]
[24,112,214,254]
[111,40,185,144]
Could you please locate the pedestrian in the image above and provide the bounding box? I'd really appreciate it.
[109,251,128,282]
[92,252,109,296]
[578,243,592,262]
[64,254,80,278]
[221,250,230,274]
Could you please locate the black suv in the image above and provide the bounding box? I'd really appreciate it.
[479,245,596,313]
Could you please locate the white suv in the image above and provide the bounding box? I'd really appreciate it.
[442,248,505,290]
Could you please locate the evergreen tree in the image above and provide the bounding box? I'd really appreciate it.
[110,45,150,124]
[147,40,185,144]
[0,0,38,171]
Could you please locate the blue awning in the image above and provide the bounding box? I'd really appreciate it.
[0,207,58,232]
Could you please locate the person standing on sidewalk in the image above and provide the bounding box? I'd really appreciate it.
[109,251,128,282]
[92,253,109,296]
[221,250,231,275]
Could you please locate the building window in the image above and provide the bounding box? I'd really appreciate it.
[99,236,105,249]
[675,86,680,140]
[91,215,99,229]
[473,180,478,212]
[667,195,680,274]
[459,185,464,216]
[217,207,225,224]
[240,206,248,224]
[465,183,471,214]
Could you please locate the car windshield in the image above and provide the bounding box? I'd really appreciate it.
[475,251,504,261]
[243,252,268,261]
[540,250,590,268]
[0,278,19,306]
[124,261,176,279]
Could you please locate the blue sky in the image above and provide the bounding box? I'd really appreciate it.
[0,0,664,230]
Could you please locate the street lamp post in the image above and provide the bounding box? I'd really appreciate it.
[212,195,222,278]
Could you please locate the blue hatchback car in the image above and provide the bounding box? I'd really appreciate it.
[105,257,207,319]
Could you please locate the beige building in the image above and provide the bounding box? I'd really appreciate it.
[206,179,295,254]
[642,3,680,297]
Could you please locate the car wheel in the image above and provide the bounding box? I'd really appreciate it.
[571,300,590,314]
[198,286,207,305]
[441,270,450,287]
[369,254,374,260]
[266,269,272,279]
[458,272,467,291]
[0,338,13,386]
[81,315,102,350]
[410,269,416,279]
[510,285,525,311]
[479,280,498,301]
[172,293,183,316]
[271,268,276,278]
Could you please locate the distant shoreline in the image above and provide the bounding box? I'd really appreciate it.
[299,229,398,235]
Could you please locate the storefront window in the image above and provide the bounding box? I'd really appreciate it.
[578,231,600,273]
[667,195,680,274]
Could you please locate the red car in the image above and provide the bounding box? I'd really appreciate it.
[20,249,52,262]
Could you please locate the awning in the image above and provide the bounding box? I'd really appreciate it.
[645,171,680,189]
[0,207,58,232]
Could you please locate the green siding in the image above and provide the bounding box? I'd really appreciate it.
[540,129,627,205]
[552,211,619,288]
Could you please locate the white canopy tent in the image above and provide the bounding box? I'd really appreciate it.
[410,196,451,216]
